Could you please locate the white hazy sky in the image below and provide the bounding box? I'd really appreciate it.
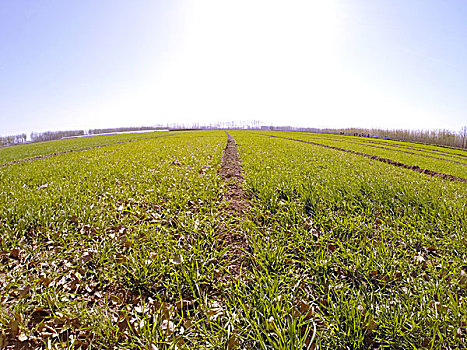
[1,0,466,136]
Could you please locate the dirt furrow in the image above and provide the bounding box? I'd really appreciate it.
[217,132,250,279]
[261,133,467,184]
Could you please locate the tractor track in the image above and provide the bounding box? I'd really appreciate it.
[217,132,250,279]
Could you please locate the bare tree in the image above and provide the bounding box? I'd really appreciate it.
[461,126,467,149]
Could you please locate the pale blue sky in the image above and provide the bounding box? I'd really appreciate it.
[1,0,466,136]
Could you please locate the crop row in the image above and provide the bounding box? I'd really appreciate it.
[230,130,467,349]
[316,132,467,158]
[0,131,248,348]
[257,131,467,180]
[0,131,181,165]
[305,133,467,164]
[1,130,466,349]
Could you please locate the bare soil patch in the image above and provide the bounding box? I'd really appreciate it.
[218,133,249,214]
[217,132,250,278]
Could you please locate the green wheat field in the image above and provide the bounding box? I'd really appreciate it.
[1,130,466,349]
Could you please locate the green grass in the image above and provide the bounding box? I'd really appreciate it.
[0,131,230,348]
[303,132,467,158]
[303,132,467,164]
[231,131,467,349]
[0,130,466,349]
[0,131,178,164]
[258,131,467,179]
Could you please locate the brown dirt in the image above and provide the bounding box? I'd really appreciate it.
[263,134,467,184]
[218,133,249,214]
[217,132,250,279]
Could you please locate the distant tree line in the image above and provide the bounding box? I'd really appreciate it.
[2,123,467,149]
[30,130,85,142]
[88,126,163,135]
[258,125,467,149]
[0,133,27,146]
[320,127,467,149]
[1,126,165,147]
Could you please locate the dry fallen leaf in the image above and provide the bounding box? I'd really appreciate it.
[29,309,50,326]
[171,255,183,265]
[379,275,389,284]
[228,335,239,349]
[116,253,126,263]
[175,298,195,311]
[207,301,223,320]
[460,270,467,287]
[160,302,174,321]
[298,300,314,319]
[10,318,19,337]
[183,318,193,329]
[365,319,378,332]
[9,248,20,259]
[80,253,92,264]
[118,315,129,332]
[40,276,52,287]
[18,285,30,299]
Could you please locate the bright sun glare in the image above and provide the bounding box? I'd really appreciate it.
[78,0,442,130]
[82,1,343,128]
[153,0,341,125]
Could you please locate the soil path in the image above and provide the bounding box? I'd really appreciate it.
[0,133,177,168]
[261,133,467,184]
[217,132,250,279]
